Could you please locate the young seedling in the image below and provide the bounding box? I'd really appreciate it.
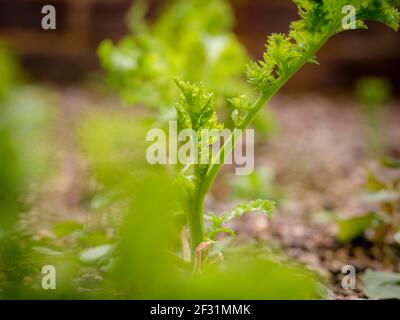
[173,0,400,261]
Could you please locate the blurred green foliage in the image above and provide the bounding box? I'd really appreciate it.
[228,167,283,202]
[337,212,382,243]
[0,46,56,234]
[113,167,318,299]
[356,77,392,155]
[0,42,21,101]
[356,77,391,110]
[337,157,400,244]
[98,0,248,114]
[72,110,320,299]
[98,0,276,136]
[363,269,400,299]
[0,43,57,298]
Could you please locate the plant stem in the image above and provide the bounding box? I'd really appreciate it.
[187,32,333,263]
[200,33,332,205]
[189,187,205,259]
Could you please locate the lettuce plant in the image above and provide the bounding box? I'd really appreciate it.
[98,0,248,114]
[98,0,278,137]
[174,0,400,260]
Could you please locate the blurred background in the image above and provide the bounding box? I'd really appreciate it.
[1,0,400,94]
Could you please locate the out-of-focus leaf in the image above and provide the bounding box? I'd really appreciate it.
[33,247,63,256]
[0,41,22,101]
[81,232,111,247]
[317,283,335,299]
[366,171,386,192]
[53,220,84,238]
[208,237,234,257]
[79,244,115,266]
[179,248,319,299]
[77,111,153,191]
[115,171,183,297]
[228,167,277,200]
[381,156,400,169]
[90,193,116,210]
[126,0,148,35]
[362,190,399,203]
[356,77,391,109]
[337,212,381,243]
[98,0,250,115]
[0,87,56,232]
[363,269,400,300]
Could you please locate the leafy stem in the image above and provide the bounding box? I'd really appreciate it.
[200,33,332,200]
[176,0,400,263]
[186,32,332,259]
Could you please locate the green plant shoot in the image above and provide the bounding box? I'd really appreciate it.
[174,0,400,260]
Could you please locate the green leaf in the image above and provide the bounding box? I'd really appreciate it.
[246,0,400,93]
[228,167,275,200]
[175,79,224,175]
[208,236,234,257]
[205,212,225,240]
[79,244,115,266]
[175,78,223,132]
[33,246,64,256]
[366,171,386,192]
[356,77,391,108]
[82,232,111,247]
[98,0,249,114]
[52,220,84,238]
[362,190,399,203]
[337,212,380,243]
[229,95,251,127]
[363,269,400,300]
[381,156,400,169]
[206,200,274,240]
[224,199,275,222]
[228,94,251,111]
[205,200,274,240]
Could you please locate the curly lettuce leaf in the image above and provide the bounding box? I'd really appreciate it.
[246,0,400,94]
